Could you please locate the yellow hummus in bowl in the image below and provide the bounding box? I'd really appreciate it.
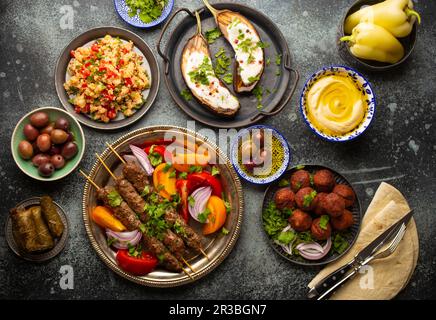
[300,66,376,142]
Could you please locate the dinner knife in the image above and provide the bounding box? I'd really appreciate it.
[307,209,414,300]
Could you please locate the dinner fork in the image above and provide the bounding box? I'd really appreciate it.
[316,223,407,300]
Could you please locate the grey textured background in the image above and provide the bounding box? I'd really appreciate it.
[0,0,435,299]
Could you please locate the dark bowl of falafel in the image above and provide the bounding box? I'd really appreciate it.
[261,164,362,266]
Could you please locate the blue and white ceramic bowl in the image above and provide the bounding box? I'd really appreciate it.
[231,125,290,185]
[114,0,174,29]
[299,65,376,142]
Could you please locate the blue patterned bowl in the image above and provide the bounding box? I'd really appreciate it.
[299,65,376,142]
[230,125,291,185]
[114,0,174,29]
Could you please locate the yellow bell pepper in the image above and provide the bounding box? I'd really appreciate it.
[153,163,177,200]
[203,195,227,235]
[340,22,404,64]
[344,0,421,38]
[91,206,126,232]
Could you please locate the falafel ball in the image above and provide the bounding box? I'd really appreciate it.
[333,184,356,207]
[323,193,345,218]
[290,169,311,192]
[295,187,317,211]
[313,192,328,215]
[313,169,335,192]
[331,209,354,231]
[274,187,295,210]
[311,217,332,240]
[288,209,312,232]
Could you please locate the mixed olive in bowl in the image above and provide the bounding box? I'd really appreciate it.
[11,107,85,181]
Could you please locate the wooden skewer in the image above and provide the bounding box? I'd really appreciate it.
[96,153,198,274]
[105,142,126,164]
[200,248,210,261]
[183,268,193,280]
[95,153,117,180]
[79,169,100,190]
[181,257,195,273]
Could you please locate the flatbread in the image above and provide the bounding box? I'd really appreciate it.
[308,182,419,300]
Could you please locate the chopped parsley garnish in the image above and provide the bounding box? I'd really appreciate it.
[126,0,167,24]
[107,237,117,247]
[188,56,213,85]
[222,73,233,84]
[205,28,222,44]
[148,146,163,167]
[198,208,211,223]
[262,202,287,239]
[157,253,165,263]
[277,230,296,245]
[215,47,226,58]
[127,243,142,258]
[257,41,270,48]
[266,57,271,66]
[169,170,176,178]
[221,227,230,235]
[173,220,187,237]
[248,75,261,83]
[140,185,151,197]
[139,223,146,233]
[310,174,314,186]
[188,196,195,207]
[211,166,220,176]
[181,88,193,101]
[278,179,290,187]
[178,172,188,180]
[107,190,123,207]
[189,165,203,173]
[252,85,264,109]
[156,184,165,192]
[303,190,317,207]
[143,201,170,240]
[214,50,231,76]
[319,215,330,230]
[333,234,349,254]
[275,53,282,65]
[163,162,172,173]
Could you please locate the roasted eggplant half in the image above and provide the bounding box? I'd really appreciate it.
[181,11,240,117]
[203,0,264,93]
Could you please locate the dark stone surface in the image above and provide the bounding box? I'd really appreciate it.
[0,0,435,299]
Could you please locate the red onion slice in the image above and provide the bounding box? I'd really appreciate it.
[188,186,212,223]
[130,144,154,176]
[297,237,332,260]
[106,229,142,250]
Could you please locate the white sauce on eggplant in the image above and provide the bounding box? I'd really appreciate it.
[227,18,263,85]
[184,51,239,111]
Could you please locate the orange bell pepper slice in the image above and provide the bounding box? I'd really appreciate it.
[153,163,177,200]
[203,195,227,235]
[91,206,126,232]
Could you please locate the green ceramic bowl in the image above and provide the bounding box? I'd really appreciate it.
[11,107,86,181]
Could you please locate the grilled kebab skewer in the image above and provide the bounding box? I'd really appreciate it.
[95,154,194,271]
[79,170,186,274]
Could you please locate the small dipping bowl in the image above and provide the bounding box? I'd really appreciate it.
[230,125,290,185]
[299,65,376,143]
[114,0,174,29]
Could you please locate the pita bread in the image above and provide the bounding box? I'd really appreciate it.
[308,182,419,300]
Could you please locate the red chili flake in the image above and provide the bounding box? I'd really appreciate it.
[258,60,262,64]
[234,39,239,44]
[240,60,243,64]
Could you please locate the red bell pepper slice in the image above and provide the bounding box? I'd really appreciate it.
[116,250,158,276]
[144,145,172,163]
[176,180,189,223]
[187,172,222,197]
[91,43,100,52]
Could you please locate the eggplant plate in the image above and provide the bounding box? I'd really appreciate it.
[181,11,240,117]
[203,0,265,93]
